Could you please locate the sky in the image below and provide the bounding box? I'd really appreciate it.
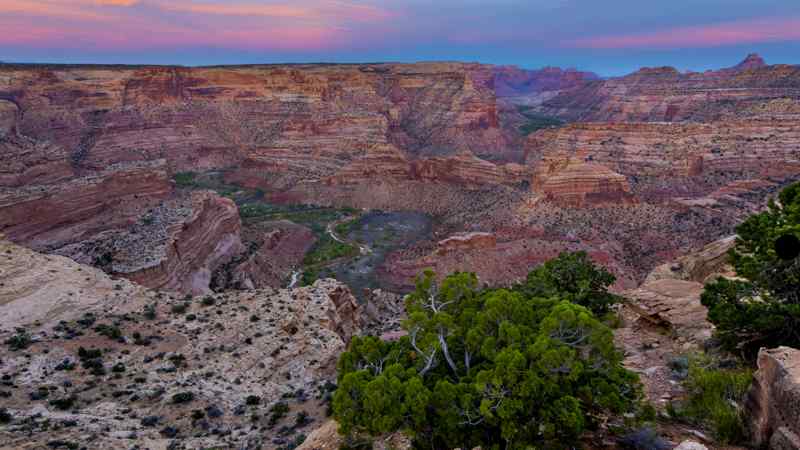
[2,0,800,76]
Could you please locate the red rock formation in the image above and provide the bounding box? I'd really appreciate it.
[733,53,767,71]
[535,54,800,122]
[526,120,800,202]
[0,161,171,249]
[534,158,635,207]
[119,191,244,295]
[410,153,528,187]
[1,63,509,183]
[222,221,317,290]
[325,143,411,186]
[381,232,635,292]
[326,147,529,188]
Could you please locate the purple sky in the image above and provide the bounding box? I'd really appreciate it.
[2,0,800,75]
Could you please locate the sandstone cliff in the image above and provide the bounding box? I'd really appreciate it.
[534,54,800,122]
[534,158,635,207]
[117,191,245,295]
[0,62,510,182]
[526,120,800,202]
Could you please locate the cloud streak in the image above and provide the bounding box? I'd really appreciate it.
[2,0,799,70]
[568,17,800,49]
[0,0,394,52]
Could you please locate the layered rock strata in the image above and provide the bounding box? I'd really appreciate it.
[526,120,800,202]
[50,191,244,295]
[534,54,800,122]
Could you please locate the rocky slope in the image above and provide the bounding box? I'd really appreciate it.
[0,238,362,449]
[616,237,734,409]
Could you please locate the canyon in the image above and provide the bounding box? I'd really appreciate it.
[2,55,799,295]
[1,53,800,449]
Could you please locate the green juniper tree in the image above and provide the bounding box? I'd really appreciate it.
[701,182,800,357]
[333,259,641,450]
[515,251,621,315]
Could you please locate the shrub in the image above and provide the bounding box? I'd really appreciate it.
[168,353,186,368]
[269,401,290,426]
[0,407,12,423]
[171,392,195,404]
[701,182,800,357]
[4,328,32,351]
[171,303,189,314]
[77,347,105,376]
[94,324,122,340]
[173,171,197,187]
[333,269,642,449]
[671,356,752,444]
[143,304,157,320]
[295,410,310,427]
[49,396,77,410]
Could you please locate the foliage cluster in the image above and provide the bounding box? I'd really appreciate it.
[701,182,800,356]
[516,106,565,136]
[669,356,752,444]
[333,253,640,449]
[172,171,197,187]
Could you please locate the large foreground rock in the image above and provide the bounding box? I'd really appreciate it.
[746,347,800,449]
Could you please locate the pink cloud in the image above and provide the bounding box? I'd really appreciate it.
[159,3,313,19]
[568,17,800,49]
[0,0,394,52]
[95,0,140,5]
[0,0,117,21]
[159,1,391,22]
[0,15,344,52]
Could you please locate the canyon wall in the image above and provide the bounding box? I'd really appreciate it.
[3,56,800,292]
[527,120,800,203]
[0,63,510,182]
[534,55,800,123]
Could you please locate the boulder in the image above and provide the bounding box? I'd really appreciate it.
[436,232,497,255]
[674,441,708,450]
[746,347,800,449]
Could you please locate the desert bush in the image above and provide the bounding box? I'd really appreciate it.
[94,324,122,340]
[0,407,11,423]
[269,401,290,426]
[173,171,197,187]
[4,328,32,351]
[669,356,752,444]
[171,392,195,404]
